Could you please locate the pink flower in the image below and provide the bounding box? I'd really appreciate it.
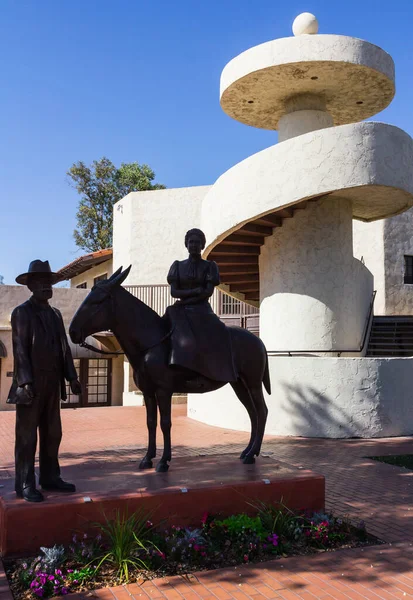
[194,545,200,552]
[243,554,249,562]
[158,552,166,560]
[201,511,208,525]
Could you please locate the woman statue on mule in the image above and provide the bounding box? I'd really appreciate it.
[166,228,237,385]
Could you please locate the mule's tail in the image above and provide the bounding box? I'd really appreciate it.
[263,352,271,395]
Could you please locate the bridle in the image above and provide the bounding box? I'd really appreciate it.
[77,284,174,357]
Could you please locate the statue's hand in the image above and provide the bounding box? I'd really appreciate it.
[23,383,36,399]
[70,379,82,395]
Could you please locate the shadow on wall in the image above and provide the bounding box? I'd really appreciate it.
[280,383,366,438]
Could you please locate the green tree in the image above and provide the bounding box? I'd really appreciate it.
[68,157,165,252]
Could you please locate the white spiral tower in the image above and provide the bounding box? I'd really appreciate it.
[188,14,413,438]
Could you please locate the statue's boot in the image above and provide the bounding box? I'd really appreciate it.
[41,478,76,492]
[17,486,44,503]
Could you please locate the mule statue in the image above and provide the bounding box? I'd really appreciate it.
[69,231,270,473]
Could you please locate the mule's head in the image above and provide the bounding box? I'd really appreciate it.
[69,266,131,344]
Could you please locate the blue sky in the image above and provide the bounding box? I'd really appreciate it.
[1,0,413,284]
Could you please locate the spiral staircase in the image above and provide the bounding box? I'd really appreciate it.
[210,199,319,302]
[188,13,413,438]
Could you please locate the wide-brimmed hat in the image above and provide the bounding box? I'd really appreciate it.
[16,260,60,285]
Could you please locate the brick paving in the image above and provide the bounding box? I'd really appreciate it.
[2,405,413,598]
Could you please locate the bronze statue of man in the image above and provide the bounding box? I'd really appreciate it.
[7,260,82,502]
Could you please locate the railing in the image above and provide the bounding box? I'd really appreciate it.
[125,284,259,319]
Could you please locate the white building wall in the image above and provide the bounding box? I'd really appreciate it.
[70,260,113,289]
[188,355,413,438]
[353,219,385,314]
[383,208,413,315]
[260,197,373,353]
[113,186,210,285]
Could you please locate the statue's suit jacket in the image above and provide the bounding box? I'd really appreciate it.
[7,300,77,405]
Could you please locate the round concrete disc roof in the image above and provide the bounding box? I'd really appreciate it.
[220,34,395,129]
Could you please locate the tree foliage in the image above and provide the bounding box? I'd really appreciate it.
[68,157,165,252]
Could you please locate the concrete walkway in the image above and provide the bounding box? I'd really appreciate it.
[1,405,413,598]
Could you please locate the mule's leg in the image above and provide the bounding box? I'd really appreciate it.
[230,380,257,460]
[139,394,157,469]
[156,390,172,473]
[242,385,268,465]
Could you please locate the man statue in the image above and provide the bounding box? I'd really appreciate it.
[7,260,82,502]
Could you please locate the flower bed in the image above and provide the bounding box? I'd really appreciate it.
[5,502,381,600]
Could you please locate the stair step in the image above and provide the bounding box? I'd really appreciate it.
[367,316,413,357]
[369,336,413,340]
[368,343,413,349]
[367,351,413,356]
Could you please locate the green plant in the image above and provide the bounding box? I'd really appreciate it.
[249,499,301,540]
[92,509,157,582]
[216,514,266,539]
[67,567,96,586]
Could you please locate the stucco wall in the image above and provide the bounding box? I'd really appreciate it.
[259,197,373,352]
[113,186,210,285]
[111,356,124,407]
[202,123,413,262]
[352,219,385,314]
[383,208,413,315]
[188,355,413,438]
[70,260,113,289]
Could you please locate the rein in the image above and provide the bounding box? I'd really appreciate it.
[79,340,124,356]
[79,328,174,357]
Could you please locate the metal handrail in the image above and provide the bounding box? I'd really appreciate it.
[125,284,259,318]
[267,290,377,357]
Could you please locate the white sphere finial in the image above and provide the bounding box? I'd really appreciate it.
[292,13,319,36]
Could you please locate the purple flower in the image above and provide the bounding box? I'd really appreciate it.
[72,534,77,543]
[67,569,73,574]
[22,562,28,569]
[267,533,279,547]
[34,588,44,597]
[48,575,55,581]
[62,586,69,595]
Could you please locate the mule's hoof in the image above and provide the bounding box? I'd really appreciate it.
[156,461,169,473]
[239,449,248,459]
[243,455,255,465]
[139,458,153,470]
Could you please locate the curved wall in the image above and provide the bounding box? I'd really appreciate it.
[188,356,413,438]
[201,122,413,257]
[259,197,374,351]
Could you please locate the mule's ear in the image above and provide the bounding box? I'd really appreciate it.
[108,265,132,288]
[107,266,123,281]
